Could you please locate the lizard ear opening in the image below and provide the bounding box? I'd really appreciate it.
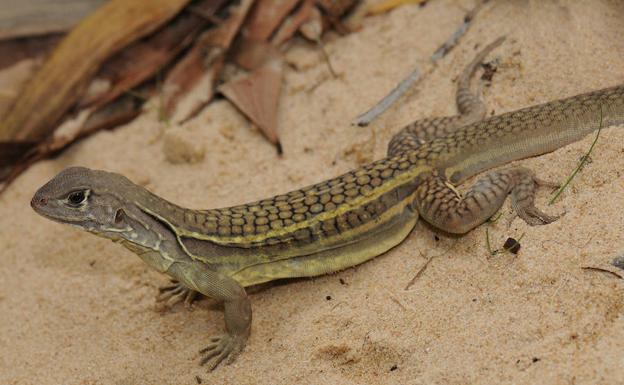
[114,209,125,224]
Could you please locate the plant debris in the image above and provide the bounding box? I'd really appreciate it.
[0,0,363,192]
[353,0,490,126]
[218,59,284,149]
[581,266,623,280]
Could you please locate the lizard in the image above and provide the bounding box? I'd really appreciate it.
[30,37,624,370]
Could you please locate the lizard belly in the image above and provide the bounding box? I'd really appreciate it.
[230,211,418,287]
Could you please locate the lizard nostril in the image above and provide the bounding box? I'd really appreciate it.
[33,197,47,207]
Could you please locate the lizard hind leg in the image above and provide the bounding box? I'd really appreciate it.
[414,167,559,234]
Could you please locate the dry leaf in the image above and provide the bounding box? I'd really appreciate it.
[231,38,281,70]
[317,0,359,17]
[163,0,255,122]
[0,0,190,142]
[299,6,325,41]
[81,7,211,109]
[219,59,283,147]
[0,35,61,71]
[0,94,140,192]
[243,0,302,41]
[271,0,315,46]
[0,59,39,121]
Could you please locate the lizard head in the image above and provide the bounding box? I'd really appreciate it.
[31,167,135,236]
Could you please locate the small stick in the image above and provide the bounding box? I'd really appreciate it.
[581,266,623,280]
[352,0,489,127]
[405,251,434,290]
[352,67,421,126]
[430,0,488,62]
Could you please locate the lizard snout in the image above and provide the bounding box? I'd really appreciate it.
[31,192,48,210]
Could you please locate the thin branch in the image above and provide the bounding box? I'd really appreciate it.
[351,0,489,127]
[581,266,623,280]
[352,67,421,127]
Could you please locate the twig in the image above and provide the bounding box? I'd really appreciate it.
[404,252,434,290]
[351,0,489,127]
[430,0,488,62]
[352,67,421,126]
[581,266,623,280]
[549,108,603,205]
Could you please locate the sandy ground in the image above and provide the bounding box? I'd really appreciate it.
[1,1,624,384]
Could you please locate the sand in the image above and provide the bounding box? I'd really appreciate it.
[1,1,623,384]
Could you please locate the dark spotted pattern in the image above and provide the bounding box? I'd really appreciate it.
[159,84,624,246]
[158,153,425,246]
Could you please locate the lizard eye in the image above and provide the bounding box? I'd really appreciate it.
[67,190,88,206]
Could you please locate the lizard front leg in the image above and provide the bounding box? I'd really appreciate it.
[168,260,251,370]
[156,280,199,309]
[415,167,559,234]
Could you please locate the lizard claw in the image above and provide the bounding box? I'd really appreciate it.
[199,333,245,371]
[510,169,563,226]
[156,280,198,310]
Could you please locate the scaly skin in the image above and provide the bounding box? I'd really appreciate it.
[30,39,624,370]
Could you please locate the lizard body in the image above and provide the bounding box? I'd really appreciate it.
[31,39,624,369]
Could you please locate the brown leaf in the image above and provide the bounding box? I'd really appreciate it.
[167,55,224,124]
[0,59,39,121]
[317,0,359,17]
[0,141,36,168]
[202,0,256,49]
[218,59,283,146]
[81,6,212,109]
[271,0,315,46]
[0,0,191,142]
[243,0,302,41]
[299,6,325,41]
[0,95,140,192]
[163,0,255,122]
[0,35,61,71]
[231,38,281,71]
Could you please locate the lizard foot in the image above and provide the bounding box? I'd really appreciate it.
[510,170,562,226]
[199,333,246,371]
[156,280,198,309]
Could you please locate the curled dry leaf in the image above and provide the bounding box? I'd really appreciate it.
[0,0,190,142]
[218,59,284,148]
